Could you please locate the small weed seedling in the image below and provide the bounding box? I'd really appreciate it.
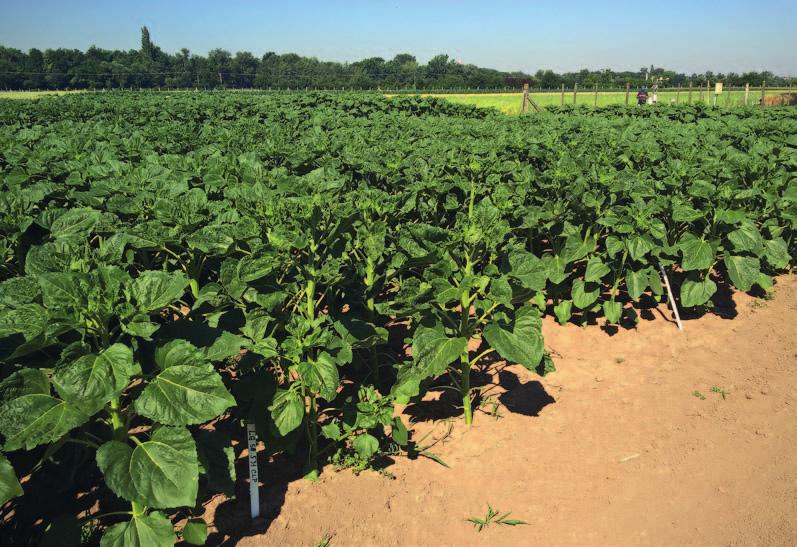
[410,421,453,468]
[692,390,706,400]
[479,395,503,419]
[466,505,527,532]
[314,533,333,547]
[711,386,729,400]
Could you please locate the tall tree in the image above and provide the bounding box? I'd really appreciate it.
[0,28,789,91]
[24,48,45,88]
[140,26,154,60]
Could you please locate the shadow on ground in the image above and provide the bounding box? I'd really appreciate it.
[207,450,295,546]
[404,359,556,423]
[497,370,556,417]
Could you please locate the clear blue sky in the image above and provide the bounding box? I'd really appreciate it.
[1,0,795,75]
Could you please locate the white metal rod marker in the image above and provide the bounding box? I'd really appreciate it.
[659,263,683,331]
[246,422,260,519]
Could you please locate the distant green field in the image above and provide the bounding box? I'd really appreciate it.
[428,89,795,114]
[0,90,83,100]
[2,89,792,112]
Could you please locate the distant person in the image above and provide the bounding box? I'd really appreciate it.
[637,86,649,105]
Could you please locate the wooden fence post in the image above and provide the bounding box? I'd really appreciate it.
[688,81,693,104]
[625,82,630,106]
[521,83,529,113]
[744,82,750,105]
[573,83,578,105]
[560,83,565,106]
[761,81,766,105]
[593,83,598,106]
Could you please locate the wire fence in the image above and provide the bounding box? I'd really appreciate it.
[2,85,794,94]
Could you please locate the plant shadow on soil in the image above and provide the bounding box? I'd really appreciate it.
[206,448,292,546]
[555,271,741,337]
[403,356,556,423]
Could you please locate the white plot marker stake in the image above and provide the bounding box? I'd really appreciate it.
[659,263,683,331]
[246,422,260,519]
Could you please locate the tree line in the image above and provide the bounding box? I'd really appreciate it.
[0,27,791,91]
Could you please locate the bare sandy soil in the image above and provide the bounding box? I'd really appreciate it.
[208,275,797,547]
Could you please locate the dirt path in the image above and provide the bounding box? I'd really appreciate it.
[214,275,797,546]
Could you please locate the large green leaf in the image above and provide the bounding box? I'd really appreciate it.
[96,427,198,509]
[204,332,249,362]
[0,276,40,307]
[52,344,139,414]
[442,274,477,306]
[0,368,50,400]
[561,233,596,263]
[268,389,304,435]
[543,254,568,284]
[625,268,650,300]
[186,226,235,256]
[571,279,599,309]
[134,365,235,426]
[553,300,572,325]
[724,255,760,292]
[0,393,88,451]
[130,271,189,313]
[154,339,207,370]
[411,324,467,376]
[332,317,388,350]
[602,300,622,324]
[181,519,208,546]
[584,257,610,283]
[680,277,717,307]
[483,306,544,370]
[487,276,513,306]
[238,255,279,282]
[627,235,653,261]
[50,208,101,239]
[297,352,339,401]
[727,222,764,254]
[605,235,625,258]
[672,200,703,222]
[679,235,714,271]
[96,441,141,503]
[38,272,89,308]
[763,238,790,269]
[0,454,22,504]
[467,197,509,246]
[508,250,547,291]
[352,433,379,459]
[100,512,176,547]
[391,364,427,405]
[119,309,160,339]
[0,303,48,339]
